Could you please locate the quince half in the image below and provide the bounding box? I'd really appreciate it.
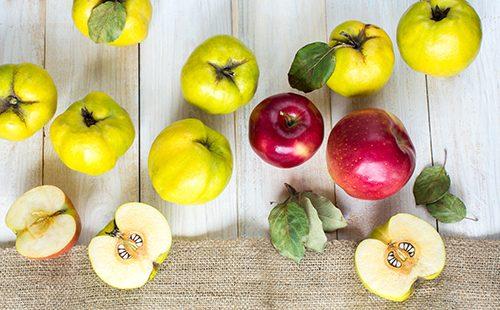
[355,213,445,302]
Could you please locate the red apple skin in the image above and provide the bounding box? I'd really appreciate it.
[249,93,324,168]
[36,197,81,260]
[327,108,416,200]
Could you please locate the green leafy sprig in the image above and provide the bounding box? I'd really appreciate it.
[413,151,477,223]
[268,184,347,263]
[287,26,372,93]
[88,1,127,44]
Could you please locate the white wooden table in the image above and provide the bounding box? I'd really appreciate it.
[0,0,498,245]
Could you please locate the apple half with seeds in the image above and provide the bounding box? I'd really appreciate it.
[355,213,445,302]
[5,185,80,259]
[88,202,172,289]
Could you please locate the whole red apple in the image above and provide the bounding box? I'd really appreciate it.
[327,108,416,200]
[249,93,324,168]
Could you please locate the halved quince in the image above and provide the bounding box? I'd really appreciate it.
[355,213,445,302]
[5,185,80,259]
[88,202,172,289]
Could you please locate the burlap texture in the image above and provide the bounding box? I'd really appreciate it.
[0,238,498,309]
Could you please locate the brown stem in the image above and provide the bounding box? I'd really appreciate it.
[284,183,298,197]
[465,216,478,222]
[81,107,98,127]
[431,5,450,22]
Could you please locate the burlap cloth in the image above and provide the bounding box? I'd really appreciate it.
[0,238,498,309]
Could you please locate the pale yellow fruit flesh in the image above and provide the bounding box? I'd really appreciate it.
[355,213,445,302]
[16,214,76,258]
[88,203,172,289]
[5,185,77,259]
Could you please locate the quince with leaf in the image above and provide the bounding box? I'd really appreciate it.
[73,0,152,46]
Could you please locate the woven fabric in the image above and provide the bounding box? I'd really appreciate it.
[0,238,498,309]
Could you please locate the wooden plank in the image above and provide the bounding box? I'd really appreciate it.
[44,1,139,244]
[427,1,500,238]
[236,0,331,237]
[0,1,45,244]
[139,0,237,239]
[326,0,436,240]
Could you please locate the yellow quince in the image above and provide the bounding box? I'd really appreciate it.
[0,63,57,141]
[148,118,233,205]
[50,92,135,176]
[326,20,394,97]
[72,0,152,46]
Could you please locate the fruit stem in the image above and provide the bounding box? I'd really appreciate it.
[337,25,373,51]
[431,5,450,22]
[7,95,19,106]
[279,111,299,128]
[208,59,248,84]
[465,216,479,222]
[81,107,98,127]
[195,138,213,151]
[442,149,448,169]
[284,183,298,197]
[0,95,21,115]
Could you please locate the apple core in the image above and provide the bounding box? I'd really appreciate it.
[115,233,144,260]
[386,241,416,269]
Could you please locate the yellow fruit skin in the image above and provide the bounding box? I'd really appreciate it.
[397,0,482,77]
[148,118,233,205]
[72,0,152,46]
[181,35,259,114]
[0,63,57,141]
[326,20,394,97]
[50,92,135,176]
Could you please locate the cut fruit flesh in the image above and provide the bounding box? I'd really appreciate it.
[88,202,172,289]
[5,185,80,259]
[355,213,445,302]
[16,214,77,258]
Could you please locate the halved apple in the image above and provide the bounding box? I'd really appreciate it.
[88,202,172,289]
[5,185,81,259]
[355,213,445,302]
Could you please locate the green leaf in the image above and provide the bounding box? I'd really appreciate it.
[300,196,328,252]
[288,42,336,93]
[426,193,466,223]
[88,1,127,44]
[413,165,451,205]
[302,192,347,232]
[268,201,309,263]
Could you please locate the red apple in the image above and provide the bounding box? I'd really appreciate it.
[5,185,81,259]
[327,108,416,200]
[249,93,324,168]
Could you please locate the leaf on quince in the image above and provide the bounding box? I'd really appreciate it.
[301,196,328,252]
[302,191,347,232]
[268,201,309,263]
[426,193,466,223]
[88,1,127,44]
[413,165,450,205]
[288,42,336,93]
